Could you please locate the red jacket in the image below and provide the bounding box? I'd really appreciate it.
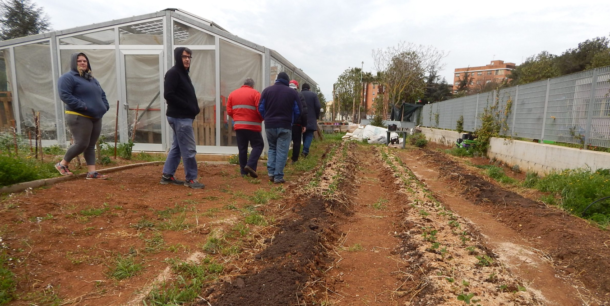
[227,85,263,132]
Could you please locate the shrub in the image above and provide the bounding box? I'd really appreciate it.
[370,115,384,127]
[117,141,134,160]
[408,134,428,148]
[0,156,59,187]
[523,171,539,188]
[415,138,428,148]
[533,169,610,225]
[43,145,65,156]
[456,115,464,133]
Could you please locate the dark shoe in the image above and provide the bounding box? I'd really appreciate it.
[55,162,73,176]
[160,174,184,185]
[290,160,297,165]
[301,152,308,158]
[274,178,286,184]
[86,172,108,180]
[184,179,205,189]
[268,176,275,182]
[244,165,258,178]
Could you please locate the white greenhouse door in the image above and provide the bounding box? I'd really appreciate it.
[120,50,164,151]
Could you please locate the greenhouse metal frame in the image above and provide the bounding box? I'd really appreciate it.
[0,8,317,154]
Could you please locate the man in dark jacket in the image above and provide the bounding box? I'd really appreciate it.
[301,83,321,157]
[289,80,307,164]
[160,47,204,189]
[258,72,302,183]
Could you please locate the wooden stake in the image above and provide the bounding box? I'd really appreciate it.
[31,110,38,159]
[131,104,139,143]
[10,119,17,157]
[37,112,43,161]
[28,131,33,153]
[114,100,119,159]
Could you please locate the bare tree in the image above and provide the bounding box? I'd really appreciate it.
[373,42,446,119]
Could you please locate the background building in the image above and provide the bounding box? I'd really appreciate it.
[0,9,317,154]
[453,60,515,93]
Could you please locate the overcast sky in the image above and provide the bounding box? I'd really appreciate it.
[36,0,610,101]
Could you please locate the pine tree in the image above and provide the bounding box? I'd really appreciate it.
[0,0,50,40]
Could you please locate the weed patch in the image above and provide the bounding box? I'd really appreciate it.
[109,255,143,280]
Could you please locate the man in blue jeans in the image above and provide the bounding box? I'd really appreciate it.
[258,72,303,183]
[159,47,204,189]
[300,83,321,158]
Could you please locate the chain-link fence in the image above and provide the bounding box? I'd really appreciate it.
[421,66,610,149]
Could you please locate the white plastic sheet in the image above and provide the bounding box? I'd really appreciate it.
[362,125,388,144]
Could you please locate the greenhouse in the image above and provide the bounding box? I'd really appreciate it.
[0,8,317,154]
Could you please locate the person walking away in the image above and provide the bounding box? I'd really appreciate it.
[258,72,303,183]
[288,80,307,164]
[300,83,321,158]
[160,47,204,189]
[227,78,263,178]
[56,52,109,179]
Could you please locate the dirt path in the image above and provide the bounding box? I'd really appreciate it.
[325,145,405,305]
[396,147,610,305]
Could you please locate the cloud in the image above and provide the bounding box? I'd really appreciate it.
[34,0,610,101]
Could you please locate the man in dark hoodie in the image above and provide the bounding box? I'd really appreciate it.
[160,47,204,189]
[300,83,321,158]
[56,52,109,179]
[258,72,302,183]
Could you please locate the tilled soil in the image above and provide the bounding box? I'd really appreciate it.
[397,147,610,305]
[209,142,358,305]
[3,141,610,305]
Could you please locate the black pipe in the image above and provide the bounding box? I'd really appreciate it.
[580,196,610,217]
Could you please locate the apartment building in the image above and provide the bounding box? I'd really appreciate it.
[453,60,516,93]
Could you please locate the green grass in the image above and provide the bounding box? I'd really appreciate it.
[249,188,281,204]
[244,213,267,226]
[109,255,143,280]
[156,204,190,219]
[202,237,224,254]
[144,233,165,253]
[372,198,388,210]
[446,147,474,157]
[132,151,166,162]
[529,168,610,226]
[231,222,249,237]
[145,258,223,306]
[475,165,516,185]
[79,204,110,217]
[0,251,16,305]
[157,212,190,231]
[131,218,155,230]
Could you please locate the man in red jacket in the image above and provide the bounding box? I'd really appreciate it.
[227,78,263,178]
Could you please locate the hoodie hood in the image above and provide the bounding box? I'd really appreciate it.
[173,47,189,72]
[71,52,93,80]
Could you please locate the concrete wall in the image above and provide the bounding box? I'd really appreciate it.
[421,128,610,175]
[420,128,462,147]
[488,138,610,174]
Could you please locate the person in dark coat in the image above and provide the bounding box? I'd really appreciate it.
[289,80,307,164]
[160,47,204,189]
[258,72,303,183]
[300,83,321,157]
[56,52,109,179]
